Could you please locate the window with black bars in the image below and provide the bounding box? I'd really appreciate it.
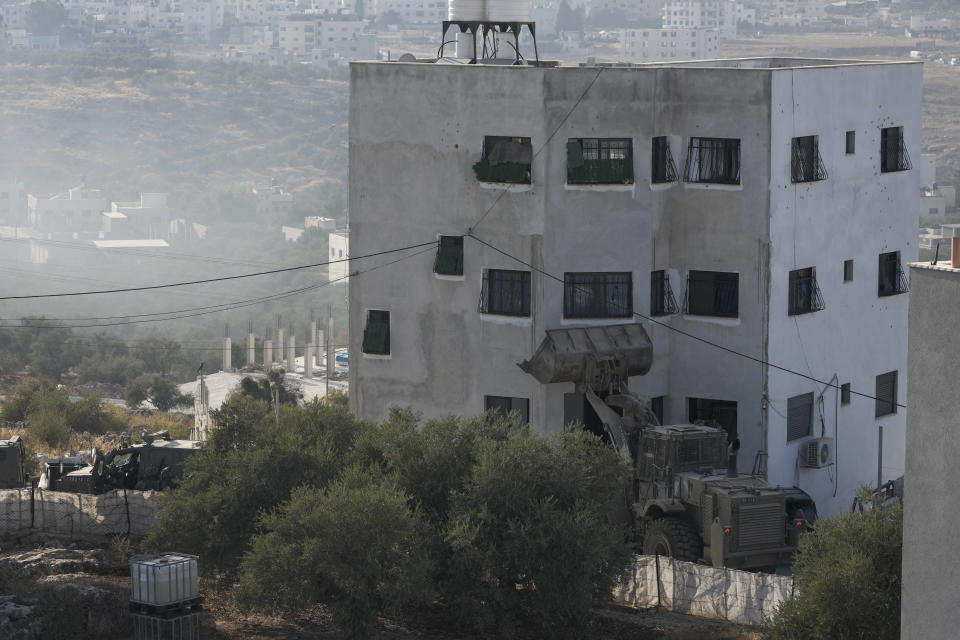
[878,251,908,297]
[567,138,634,185]
[788,267,825,315]
[485,395,530,426]
[473,136,532,184]
[880,126,911,173]
[650,270,679,316]
[787,392,813,442]
[361,310,390,355]
[875,371,897,417]
[684,137,740,185]
[479,269,531,317]
[791,136,827,183]
[683,271,739,318]
[434,236,464,276]
[651,136,678,184]
[563,272,633,319]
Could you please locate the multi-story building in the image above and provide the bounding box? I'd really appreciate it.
[103,193,170,239]
[27,185,108,236]
[370,0,445,25]
[589,0,668,23]
[348,57,920,516]
[662,0,737,39]
[620,27,718,62]
[769,0,827,26]
[329,229,349,282]
[279,17,320,55]
[253,181,294,216]
[0,178,26,224]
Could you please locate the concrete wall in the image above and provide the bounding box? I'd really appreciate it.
[766,63,920,514]
[0,489,160,541]
[901,262,960,640]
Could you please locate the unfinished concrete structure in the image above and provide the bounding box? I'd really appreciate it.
[348,57,920,515]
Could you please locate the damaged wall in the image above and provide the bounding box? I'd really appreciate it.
[0,489,159,541]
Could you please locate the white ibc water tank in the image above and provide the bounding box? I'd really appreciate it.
[486,0,531,21]
[449,0,485,20]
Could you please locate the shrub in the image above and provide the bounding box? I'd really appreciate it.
[765,488,902,640]
[26,396,71,450]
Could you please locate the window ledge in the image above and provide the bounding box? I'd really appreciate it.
[435,273,466,282]
[564,183,635,192]
[650,182,677,192]
[479,182,533,193]
[683,182,743,192]
[560,317,634,327]
[480,313,533,326]
[681,314,740,327]
[362,353,392,360]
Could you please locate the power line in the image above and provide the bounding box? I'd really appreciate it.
[467,67,605,233]
[465,233,906,410]
[0,240,437,301]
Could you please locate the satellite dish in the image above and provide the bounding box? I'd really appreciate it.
[398,53,416,62]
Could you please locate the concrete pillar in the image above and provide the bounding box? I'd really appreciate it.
[304,343,313,379]
[247,333,255,367]
[288,335,296,373]
[317,330,325,363]
[263,340,273,369]
[223,337,231,372]
[309,320,317,350]
[276,328,284,364]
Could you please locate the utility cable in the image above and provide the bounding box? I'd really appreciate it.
[465,233,907,409]
[0,240,437,301]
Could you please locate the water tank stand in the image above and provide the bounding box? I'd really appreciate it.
[441,21,538,65]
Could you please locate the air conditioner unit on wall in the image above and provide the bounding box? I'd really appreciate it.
[800,437,834,469]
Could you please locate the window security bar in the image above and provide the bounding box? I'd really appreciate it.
[880,127,911,173]
[682,271,739,318]
[791,137,827,183]
[684,137,740,185]
[651,137,679,184]
[651,271,679,316]
[878,253,909,297]
[788,271,825,315]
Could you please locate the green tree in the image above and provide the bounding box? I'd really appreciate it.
[26,393,70,449]
[124,376,150,408]
[126,374,192,411]
[766,488,902,640]
[26,0,66,35]
[1,377,61,422]
[67,391,123,435]
[556,0,584,32]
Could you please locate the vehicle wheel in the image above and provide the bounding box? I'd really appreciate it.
[642,517,701,561]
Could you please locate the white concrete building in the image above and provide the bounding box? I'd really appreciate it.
[620,27,718,62]
[253,181,294,216]
[0,178,26,224]
[349,57,920,516]
[662,0,737,39]
[329,229,349,282]
[279,17,321,55]
[370,0,445,24]
[105,193,170,239]
[27,185,108,236]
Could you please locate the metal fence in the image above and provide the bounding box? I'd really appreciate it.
[0,488,160,540]
[613,555,794,627]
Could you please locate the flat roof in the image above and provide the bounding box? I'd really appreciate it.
[102,211,127,219]
[92,239,169,249]
[910,260,960,274]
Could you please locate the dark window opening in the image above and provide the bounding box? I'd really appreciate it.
[791,135,827,183]
[485,395,530,426]
[567,138,633,185]
[843,259,854,282]
[846,130,856,155]
[650,395,664,425]
[434,235,464,276]
[684,270,739,318]
[880,126,911,173]
[473,136,532,184]
[688,397,737,441]
[650,270,679,316]
[841,383,851,405]
[480,269,531,317]
[787,392,814,442]
[563,272,633,319]
[361,310,390,355]
[651,136,679,184]
[875,371,897,417]
[788,267,824,315]
[684,137,740,185]
[878,251,908,297]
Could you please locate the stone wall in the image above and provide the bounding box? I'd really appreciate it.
[0,489,159,541]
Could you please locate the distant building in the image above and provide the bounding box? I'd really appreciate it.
[104,193,171,239]
[27,185,108,236]
[328,229,349,283]
[0,178,26,224]
[906,15,953,38]
[253,181,294,216]
[370,0,445,25]
[662,0,737,39]
[620,27,719,62]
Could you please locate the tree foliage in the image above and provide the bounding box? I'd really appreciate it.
[125,374,192,411]
[2,378,122,447]
[766,488,903,640]
[26,0,66,36]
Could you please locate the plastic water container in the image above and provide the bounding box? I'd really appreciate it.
[448,0,485,20]
[485,0,531,21]
[130,553,199,606]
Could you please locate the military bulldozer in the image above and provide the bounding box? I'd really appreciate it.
[519,323,810,570]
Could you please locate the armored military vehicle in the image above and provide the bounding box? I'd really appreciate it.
[520,322,812,569]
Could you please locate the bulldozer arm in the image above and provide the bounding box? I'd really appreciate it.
[581,385,634,465]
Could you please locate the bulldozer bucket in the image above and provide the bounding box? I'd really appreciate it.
[517,323,653,385]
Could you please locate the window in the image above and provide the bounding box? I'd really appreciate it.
[846,130,856,155]
[875,371,897,417]
[480,269,531,316]
[843,259,854,282]
[841,382,851,405]
[684,137,741,185]
[361,310,390,355]
[473,136,532,184]
[684,271,739,318]
[567,138,633,185]
[485,395,529,425]
[880,126,911,173]
[434,235,464,276]
[688,397,737,440]
[787,392,814,442]
[650,270,679,316]
[650,396,664,425]
[878,251,908,296]
[651,136,679,184]
[791,135,827,183]
[563,272,632,319]
[788,267,824,315]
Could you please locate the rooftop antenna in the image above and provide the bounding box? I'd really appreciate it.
[932,241,940,265]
